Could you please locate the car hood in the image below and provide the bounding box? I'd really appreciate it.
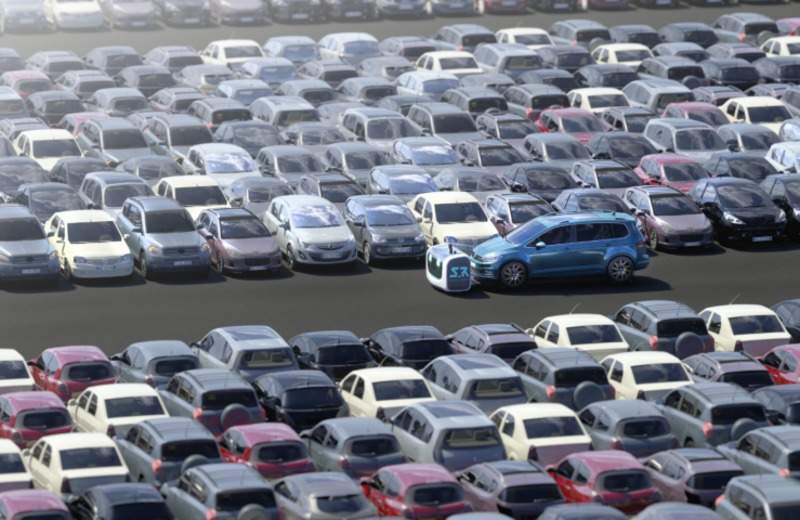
[437,131,484,145]
[655,213,711,232]
[55,2,100,13]
[368,223,420,239]
[725,206,782,221]
[0,240,51,257]
[222,236,280,256]
[294,225,353,244]
[148,232,204,248]
[113,2,154,13]
[473,235,515,257]
[70,242,129,257]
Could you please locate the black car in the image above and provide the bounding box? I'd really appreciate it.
[704,152,778,183]
[609,25,661,47]
[447,323,536,363]
[762,174,800,236]
[692,85,745,107]
[289,330,376,381]
[115,65,176,97]
[754,57,800,84]
[25,90,85,125]
[575,64,638,89]
[535,46,593,74]
[252,370,346,431]
[68,484,170,520]
[689,177,786,244]
[363,326,453,370]
[659,23,720,48]
[706,43,765,64]
[49,157,107,188]
[518,69,579,93]
[586,132,657,169]
[10,182,84,223]
[0,157,48,199]
[214,121,283,157]
[501,162,579,202]
[84,46,144,77]
[753,385,800,426]
[700,58,760,91]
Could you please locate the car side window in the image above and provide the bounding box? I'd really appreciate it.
[41,446,51,467]
[88,394,98,415]
[610,363,623,382]
[547,324,559,344]
[664,391,681,410]
[579,409,595,427]
[353,377,365,399]
[708,313,722,334]
[556,460,575,479]
[31,442,43,460]
[310,425,328,445]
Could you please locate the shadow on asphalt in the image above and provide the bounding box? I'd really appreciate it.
[485,275,671,296]
[0,278,74,294]
[292,262,372,277]
[653,244,727,257]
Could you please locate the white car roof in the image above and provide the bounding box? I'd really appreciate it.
[159,176,221,188]
[728,96,786,108]
[766,36,800,44]
[348,367,423,383]
[83,383,160,400]
[702,304,778,318]
[602,351,682,366]
[212,39,261,48]
[55,210,116,224]
[190,143,249,156]
[570,87,626,96]
[323,32,378,43]
[0,439,20,455]
[275,194,336,210]
[498,402,576,420]
[415,191,480,205]
[545,313,616,326]
[0,348,25,362]
[44,432,118,451]
[498,28,549,36]
[19,129,74,141]
[598,43,651,52]
[420,51,475,59]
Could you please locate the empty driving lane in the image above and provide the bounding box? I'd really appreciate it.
[0,244,797,357]
[2,3,800,57]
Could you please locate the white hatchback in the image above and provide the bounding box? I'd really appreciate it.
[528,314,629,361]
[67,383,167,437]
[339,367,436,419]
[699,304,792,357]
[600,351,692,401]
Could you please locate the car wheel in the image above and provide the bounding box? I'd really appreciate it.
[684,438,695,447]
[499,261,527,289]
[214,253,224,274]
[474,0,484,13]
[362,242,373,265]
[285,245,296,270]
[138,252,151,280]
[649,230,658,250]
[607,256,634,283]
[62,262,72,281]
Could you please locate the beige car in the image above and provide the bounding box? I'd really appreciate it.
[407,191,497,247]
[67,383,167,437]
[528,314,629,362]
[338,367,436,420]
[0,440,32,490]
[599,351,692,401]
[699,304,792,357]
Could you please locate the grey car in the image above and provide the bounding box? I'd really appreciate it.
[364,325,452,371]
[322,142,395,188]
[500,163,579,203]
[644,118,728,161]
[578,399,678,457]
[657,383,769,448]
[538,504,626,520]
[389,401,506,471]
[297,174,363,210]
[290,330,376,381]
[717,124,779,155]
[99,0,157,29]
[141,114,213,164]
[715,475,800,520]
[421,354,527,414]
[484,193,556,236]
[225,177,294,219]
[613,300,714,358]
[552,188,629,214]
[301,417,405,478]
[85,88,149,118]
[752,385,800,426]
[250,96,319,130]
[191,325,297,383]
[455,140,529,177]
[116,196,210,277]
[159,368,263,436]
[274,472,378,520]
[256,145,327,189]
[632,503,724,520]
[76,118,150,167]
[569,160,643,198]
[717,426,800,478]
[77,172,154,218]
[68,483,170,520]
[115,417,221,486]
[164,463,280,520]
[684,351,774,391]
[110,340,198,389]
[116,156,184,188]
[343,194,425,264]
[447,323,535,364]
[366,165,437,203]
[406,103,482,145]
[0,205,59,282]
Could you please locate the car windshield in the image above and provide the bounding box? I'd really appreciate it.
[608,139,655,159]
[599,471,651,492]
[588,95,629,109]
[225,46,263,59]
[557,53,591,68]
[409,145,457,166]
[401,339,450,359]
[367,118,421,140]
[161,440,218,461]
[104,183,150,208]
[365,205,415,226]
[388,175,436,195]
[621,418,669,437]
[315,495,366,514]
[112,98,149,113]
[175,186,227,207]
[217,491,275,511]
[470,377,524,399]
[717,185,768,209]
[110,503,170,520]
[524,416,583,438]
[422,79,459,95]
[320,182,362,203]
[578,194,627,212]
[345,150,391,170]
[290,206,342,228]
[435,202,487,224]
[675,129,725,151]
[0,453,23,474]
[19,409,70,429]
[546,141,590,160]
[439,57,478,70]
[480,146,523,166]
[726,158,777,182]
[256,441,306,463]
[282,45,318,62]
[740,131,778,151]
[686,109,728,127]
[153,357,197,376]
[343,41,379,56]
[624,114,652,133]
[469,98,507,114]
[317,344,371,364]
[349,436,398,456]
[530,94,568,110]
[277,154,324,174]
[729,315,785,334]
[721,371,773,389]
[233,126,280,148]
[105,396,164,418]
[555,367,607,387]
[687,471,741,490]
[238,348,294,369]
[566,325,622,345]
[32,139,80,158]
[67,221,121,243]
[712,404,766,424]
[433,114,477,134]
[277,110,319,126]
[373,379,430,400]
[170,127,213,146]
[0,360,27,379]
[651,194,702,216]
[283,386,341,409]
[632,363,689,384]
[204,153,255,174]
[60,447,121,470]
[257,66,295,82]
[662,162,708,182]
[138,74,174,88]
[595,168,642,189]
[497,120,537,139]
[747,105,791,124]
[562,115,604,133]
[655,93,693,111]
[299,128,345,145]
[0,218,44,241]
[145,210,195,233]
[515,33,551,45]
[65,362,112,382]
[202,389,257,409]
[443,427,501,448]
[509,201,552,223]
[411,485,462,506]
[219,217,270,239]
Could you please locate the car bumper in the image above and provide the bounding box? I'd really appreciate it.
[327,3,372,17]
[378,1,426,13]
[147,254,210,273]
[588,0,628,7]
[0,261,59,281]
[223,255,282,273]
[295,247,357,265]
[721,224,785,243]
[470,260,499,282]
[70,259,134,279]
[533,0,575,10]
[271,3,325,19]
[218,9,268,22]
[371,243,426,259]
[111,15,157,27]
[658,231,715,248]
[55,13,105,28]
[162,8,209,23]
[3,15,48,29]
[484,0,527,10]
[430,1,475,13]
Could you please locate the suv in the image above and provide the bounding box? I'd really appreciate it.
[142,114,213,164]
[613,300,713,357]
[433,24,497,53]
[623,80,695,114]
[76,118,149,167]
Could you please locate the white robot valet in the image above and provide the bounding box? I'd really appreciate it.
[425,238,472,293]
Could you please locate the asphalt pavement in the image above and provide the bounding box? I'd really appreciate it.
[1,6,800,356]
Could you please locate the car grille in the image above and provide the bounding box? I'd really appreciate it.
[678,234,706,242]
[84,257,122,265]
[244,257,280,267]
[308,251,348,261]
[10,255,48,264]
[163,247,200,256]
[314,242,347,251]
[741,216,775,227]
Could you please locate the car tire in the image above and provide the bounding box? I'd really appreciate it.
[499,261,527,289]
[684,438,695,447]
[214,253,224,274]
[362,242,373,265]
[138,252,151,280]
[606,255,634,283]
[62,262,72,281]
[649,231,658,250]
[285,245,296,270]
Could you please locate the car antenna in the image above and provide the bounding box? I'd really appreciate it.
[729,294,740,305]
[568,303,581,314]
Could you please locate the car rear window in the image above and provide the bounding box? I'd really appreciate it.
[598,470,651,492]
[372,379,431,401]
[315,495,365,514]
[469,378,524,399]
[491,342,534,361]
[110,503,171,520]
[105,396,164,418]
[256,441,307,463]
[153,357,198,376]
[348,436,398,457]
[711,404,765,425]
[566,325,622,345]
[500,484,562,503]
[411,484,463,506]
[64,362,112,382]
[729,315,785,335]
[216,490,275,511]
[620,418,669,438]
[687,471,741,490]
[317,345,371,364]
[0,453,24,474]
[161,440,219,461]
[201,389,257,410]
[19,410,70,430]
[720,371,773,389]
[554,367,607,387]
[524,416,582,438]
[283,387,341,409]
[238,348,294,369]
[656,318,707,337]
[60,447,121,470]
[442,427,501,448]
[0,360,28,379]
[212,109,251,125]
[401,340,451,360]
[462,34,496,48]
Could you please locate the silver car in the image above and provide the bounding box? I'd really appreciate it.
[0,205,59,282]
[624,185,714,250]
[273,472,378,520]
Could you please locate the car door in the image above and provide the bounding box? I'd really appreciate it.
[526,224,576,275]
[25,440,47,489]
[304,424,332,470]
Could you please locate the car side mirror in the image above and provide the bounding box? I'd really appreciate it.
[109,354,122,362]
[535,241,546,249]
[230,197,243,207]
[67,398,76,407]
[46,231,54,237]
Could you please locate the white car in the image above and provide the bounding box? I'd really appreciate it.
[182,143,261,189]
[395,70,459,99]
[67,383,167,437]
[599,351,692,401]
[720,97,792,134]
[495,28,554,50]
[490,403,591,466]
[23,433,129,495]
[568,88,630,114]
[765,142,800,172]
[0,349,34,393]
[154,176,229,220]
[528,314,629,361]
[416,51,482,78]
[0,440,32,490]
[318,32,380,64]
[200,39,265,69]
[591,44,653,68]
[699,304,792,357]
[407,192,497,247]
[339,367,435,419]
[760,36,800,57]
[44,210,134,280]
[263,195,357,268]
[14,129,81,171]
[44,0,105,29]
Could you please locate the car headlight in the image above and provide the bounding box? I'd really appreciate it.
[794,208,800,219]
[478,251,499,261]
[147,245,161,255]
[372,235,388,244]
[723,212,744,225]
[777,210,787,224]
[413,233,425,243]
[48,250,58,260]
[200,243,210,253]
[73,256,88,264]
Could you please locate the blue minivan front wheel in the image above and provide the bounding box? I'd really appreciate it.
[499,261,528,289]
[607,256,634,283]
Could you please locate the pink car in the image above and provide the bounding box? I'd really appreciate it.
[0,71,53,99]
[778,18,800,36]
[634,154,710,193]
[28,346,116,401]
[219,423,315,479]
[0,392,71,448]
[0,489,70,520]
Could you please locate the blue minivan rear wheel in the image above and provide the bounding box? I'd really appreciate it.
[499,261,527,289]
[607,256,634,283]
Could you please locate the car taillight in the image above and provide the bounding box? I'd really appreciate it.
[338,456,350,470]
[151,459,163,473]
[61,479,71,493]
[144,375,155,387]
[106,425,116,437]
[714,495,725,507]
[205,509,218,520]
[193,408,203,419]
[546,385,556,399]
[738,32,746,41]
[610,438,622,449]
[527,447,538,461]
[703,421,713,438]
[649,336,658,350]
[779,468,791,478]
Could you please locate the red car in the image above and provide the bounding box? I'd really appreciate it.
[360,463,472,519]
[27,346,115,401]
[634,154,710,193]
[547,451,661,515]
[761,344,800,385]
[662,102,729,127]
[0,392,71,448]
[0,70,53,98]
[0,489,70,519]
[778,18,800,36]
[219,423,315,479]
[534,108,608,144]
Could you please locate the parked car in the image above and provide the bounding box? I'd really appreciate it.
[528,314,628,362]
[684,351,774,391]
[578,399,678,457]
[715,475,800,520]
[0,391,71,448]
[28,345,115,401]
[219,423,315,480]
[698,304,792,357]
[67,383,167,437]
[111,341,197,389]
[363,325,452,370]
[601,351,692,401]
[273,472,377,519]
[339,367,435,420]
[643,448,742,506]
[612,300,714,357]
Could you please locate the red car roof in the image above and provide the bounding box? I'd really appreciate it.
[3,391,65,413]
[641,153,700,165]
[384,463,457,492]
[46,346,109,366]
[0,490,68,516]
[3,70,48,81]
[570,450,644,477]
[774,344,800,358]
[544,107,595,118]
[230,423,301,446]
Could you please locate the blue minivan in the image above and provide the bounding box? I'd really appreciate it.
[471,212,649,289]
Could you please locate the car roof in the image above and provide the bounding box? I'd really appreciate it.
[228,423,300,445]
[142,417,215,441]
[529,347,598,368]
[591,399,661,419]
[131,196,181,212]
[283,472,359,496]
[52,210,115,224]
[45,345,108,365]
[414,400,490,428]
[194,463,268,491]
[0,490,68,516]
[182,368,251,391]
[547,313,615,327]
[348,367,424,383]
[3,391,64,413]
[258,370,333,390]
[436,353,515,380]
[159,176,219,188]
[274,194,333,209]
[702,303,776,317]
[86,171,144,186]
[214,325,287,350]
[44,432,117,451]
[321,417,392,437]
[385,463,455,489]
[85,383,158,400]
[571,450,642,474]
[606,351,681,366]
[0,205,36,220]
[90,483,163,506]
[732,475,800,504]
[499,402,576,419]
[685,382,760,405]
